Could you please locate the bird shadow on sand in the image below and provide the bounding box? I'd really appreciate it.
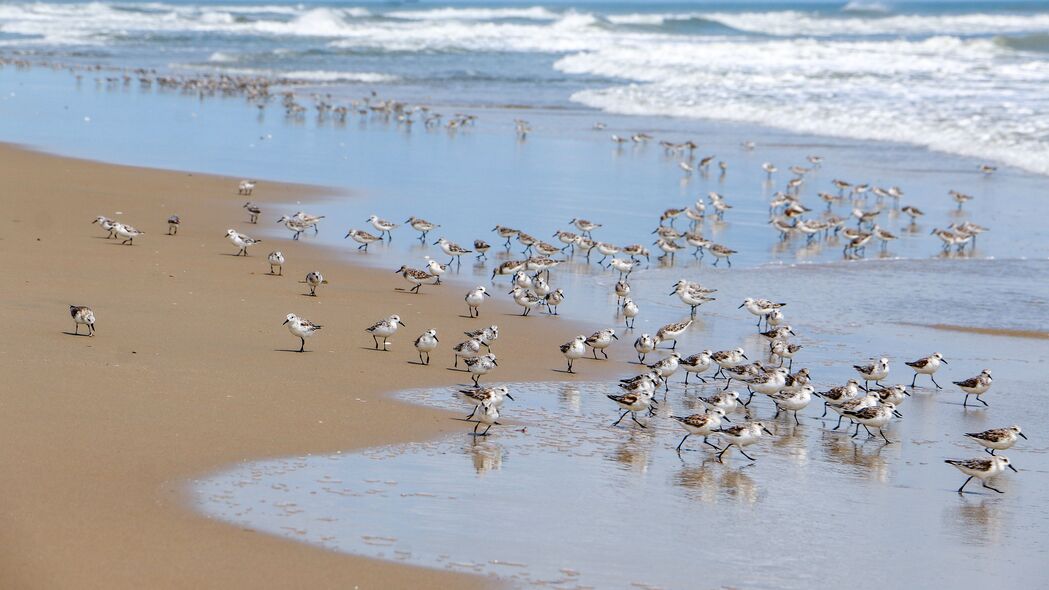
[360,347,392,353]
[62,331,92,337]
[274,348,311,353]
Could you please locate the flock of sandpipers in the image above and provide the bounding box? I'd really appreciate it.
[71,162,1022,495]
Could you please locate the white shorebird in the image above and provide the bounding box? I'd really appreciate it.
[167,215,180,235]
[283,313,321,353]
[608,257,635,279]
[955,369,993,407]
[853,357,890,390]
[762,162,777,178]
[544,288,565,315]
[770,341,802,370]
[394,265,436,294]
[965,426,1026,456]
[424,259,448,284]
[739,297,786,330]
[715,422,773,462]
[345,229,382,251]
[585,329,618,360]
[276,215,310,240]
[614,281,631,304]
[69,305,95,336]
[711,348,748,378]
[434,237,472,265]
[465,286,490,318]
[471,401,500,436]
[413,329,439,365]
[303,271,326,296]
[905,352,947,388]
[680,350,712,384]
[828,391,878,431]
[815,379,861,418]
[671,409,729,451]
[366,315,405,350]
[509,287,543,316]
[113,222,144,245]
[634,333,655,363]
[569,218,601,237]
[92,216,118,238]
[843,402,896,443]
[460,385,513,420]
[464,325,498,352]
[238,179,256,195]
[622,298,639,328]
[243,201,261,224]
[946,456,1016,494]
[671,281,716,318]
[226,229,260,256]
[608,391,653,428]
[452,338,484,368]
[267,251,284,275]
[708,244,736,266]
[654,319,692,350]
[647,352,681,392]
[474,239,491,260]
[560,335,587,373]
[699,391,742,415]
[405,216,439,241]
[367,215,398,239]
[769,385,814,425]
[464,353,498,387]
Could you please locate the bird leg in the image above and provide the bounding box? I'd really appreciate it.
[612,410,629,427]
[676,434,690,451]
[630,412,647,428]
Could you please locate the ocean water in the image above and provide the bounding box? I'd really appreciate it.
[2,1,1049,173]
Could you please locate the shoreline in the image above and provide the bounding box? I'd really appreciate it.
[0,143,621,588]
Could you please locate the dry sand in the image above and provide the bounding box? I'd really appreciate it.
[0,144,614,589]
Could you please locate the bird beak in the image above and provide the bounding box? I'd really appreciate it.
[762,427,773,436]
[668,291,676,296]
[344,232,350,239]
[789,329,795,336]
[492,359,499,366]
[393,269,400,273]
[737,303,745,308]
[484,291,490,297]
[893,410,903,418]
[505,393,514,400]
[398,321,406,327]
[1008,464,1019,473]
[722,415,732,423]
[742,354,749,360]
[612,334,619,340]
[282,319,289,325]
[432,240,439,245]
[1019,432,1028,440]
[941,359,948,364]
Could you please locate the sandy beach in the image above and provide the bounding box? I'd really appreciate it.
[0,143,610,589]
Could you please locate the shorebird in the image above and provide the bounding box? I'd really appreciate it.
[814,379,861,418]
[560,335,587,373]
[622,298,639,328]
[452,338,484,368]
[979,164,997,175]
[366,315,405,350]
[238,179,256,195]
[621,244,651,261]
[92,216,118,238]
[464,325,499,352]
[680,350,712,384]
[769,385,814,425]
[243,201,261,224]
[671,282,715,317]
[672,409,728,451]
[424,259,448,284]
[473,239,491,260]
[283,313,321,352]
[225,229,259,255]
[167,215,180,235]
[292,211,325,235]
[608,257,635,279]
[905,352,946,388]
[647,353,682,392]
[634,333,655,363]
[405,216,439,240]
[491,259,526,280]
[965,426,1026,455]
[544,288,565,315]
[509,287,543,316]
[413,329,439,365]
[843,402,896,443]
[303,271,327,296]
[615,281,631,305]
[654,319,692,350]
[471,401,500,436]
[394,265,436,294]
[460,385,513,420]
[853,357,890,390]
[709,244,736,266]
[277,215,310,240]
[608,391,653,428]
[949,190,974,210]
[711,348,748,378]
[739,298,786,329]
[465,286,490,317]
[113,223,144,245]
[569,218,601,237]
[762,162,777,178]
[69,305,95,336]
[715,422,773,462]
[367,215,398,239]
[492,225,519,248]
[434,237,472,265]
[345,229,382,251]
[955,369,993,407]
[901,205,924,223]
[266,252,284,276]
[464,353,497,387]
[585,329,618,360]
[946,456,1016,494]
[770,341,802,370]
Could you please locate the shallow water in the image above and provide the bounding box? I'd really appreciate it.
[195,371,1049,589]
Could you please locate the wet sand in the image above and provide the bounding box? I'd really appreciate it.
[0,144,612,588]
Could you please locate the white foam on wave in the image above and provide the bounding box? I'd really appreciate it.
[702,10,1049,37]
[386,6,560,21]
[556,35,1049,175]
[177,63,399,83]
